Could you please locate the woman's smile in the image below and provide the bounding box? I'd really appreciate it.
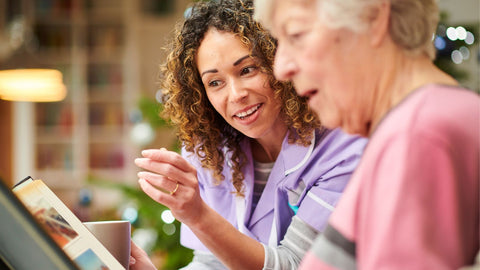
[234,103,263,121]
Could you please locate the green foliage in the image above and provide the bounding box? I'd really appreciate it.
[137,95,181,153]
[138,95,171,129]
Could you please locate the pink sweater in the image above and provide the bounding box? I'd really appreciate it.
[301,84,480,269]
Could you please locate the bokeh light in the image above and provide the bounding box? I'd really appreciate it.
[434,35,446,50]
[451,50,463,64]
[122,206,139,224]
[446,27,458,41]
[455,26,467,40]
[465,31,475,45]
[163,223,176,236]
[161,209,175,224]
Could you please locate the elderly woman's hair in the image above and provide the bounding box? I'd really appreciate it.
[160,0,319,195]
[255,0,439,59]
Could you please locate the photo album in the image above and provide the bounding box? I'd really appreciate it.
[0,176,125,270]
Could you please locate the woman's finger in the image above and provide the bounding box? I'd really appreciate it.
[129,240,157,270]
[138,178,179,206]
[137,171,178,192]
[141,149,196,173]
[134,157,197,187]
[129,256,136,265]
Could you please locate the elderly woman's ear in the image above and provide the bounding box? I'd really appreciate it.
[369,0,390,47]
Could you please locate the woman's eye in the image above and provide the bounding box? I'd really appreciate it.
[287,32,304,44]
[240,66,257,76]
[208,80,220,87]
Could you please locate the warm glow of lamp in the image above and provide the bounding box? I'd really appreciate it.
[0,69,67,102]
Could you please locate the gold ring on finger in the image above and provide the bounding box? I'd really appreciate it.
[170,182,179,195]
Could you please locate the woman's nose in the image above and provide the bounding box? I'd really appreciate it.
[274,43,297,81]
[228,80,248,103]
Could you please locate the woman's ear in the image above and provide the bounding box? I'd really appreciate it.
[370,0,390,47]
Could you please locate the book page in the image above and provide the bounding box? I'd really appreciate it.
[13,178,125,270]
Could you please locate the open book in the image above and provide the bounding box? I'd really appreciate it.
[2,176,125,270]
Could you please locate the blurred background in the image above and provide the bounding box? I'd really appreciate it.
[0,0,478,269]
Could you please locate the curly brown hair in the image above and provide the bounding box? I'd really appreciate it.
[160,0,319,195]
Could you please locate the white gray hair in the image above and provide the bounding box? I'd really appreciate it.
[254,0,439,59]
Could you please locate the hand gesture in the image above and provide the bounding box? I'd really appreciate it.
[134,148,207,226]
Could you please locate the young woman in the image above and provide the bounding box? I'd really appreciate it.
[131,1,366,269]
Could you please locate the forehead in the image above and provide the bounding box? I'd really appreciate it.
[271,0,318,29]
[199,29,250,54]
[196,29,252,67]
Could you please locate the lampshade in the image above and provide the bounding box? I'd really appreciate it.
[0,69,67,102]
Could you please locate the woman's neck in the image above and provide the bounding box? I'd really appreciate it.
[251,127,288,163]
[368,53,458,136]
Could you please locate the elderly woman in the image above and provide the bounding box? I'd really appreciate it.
[131,0,366,269]
[255,0,479,269]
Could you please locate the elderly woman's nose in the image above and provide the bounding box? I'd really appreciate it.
[274,44,297,80]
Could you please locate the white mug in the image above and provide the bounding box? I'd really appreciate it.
[83,220,131,269]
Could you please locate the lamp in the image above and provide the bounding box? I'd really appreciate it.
[0,13,67,102]
[0,69,66,102]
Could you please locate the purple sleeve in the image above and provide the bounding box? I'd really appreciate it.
[179,148,211,251]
